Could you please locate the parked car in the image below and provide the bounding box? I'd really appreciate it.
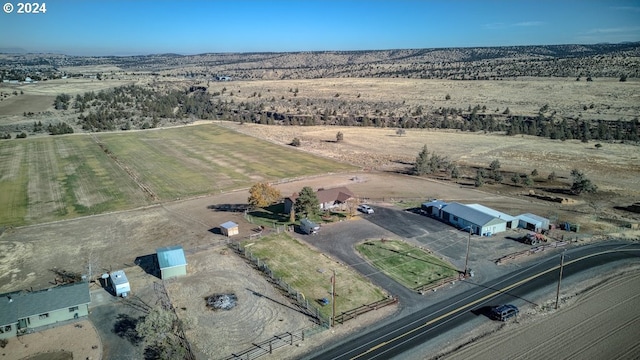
[358,204,374,214]
[490,304,519,321]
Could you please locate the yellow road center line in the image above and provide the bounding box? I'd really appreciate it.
[351,249,637,359]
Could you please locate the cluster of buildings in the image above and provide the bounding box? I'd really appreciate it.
[422,200,550,236]
[0,245,189,340]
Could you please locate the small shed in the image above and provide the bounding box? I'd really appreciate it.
[421,200,449,217]
[109,270,131,297]
[517,213,550,232]
[157,245,187,279]
[220,221,239,237]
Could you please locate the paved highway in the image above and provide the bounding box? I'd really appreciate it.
[307,242,640,360]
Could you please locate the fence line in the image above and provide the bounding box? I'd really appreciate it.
[230,242,331,327]
[223,329,309,360]
[154,281,197,360]
[334,297,398,324]
[414,275,460,293]
[495,241,569,264]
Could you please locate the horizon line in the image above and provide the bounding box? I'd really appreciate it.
[2,40,639,58]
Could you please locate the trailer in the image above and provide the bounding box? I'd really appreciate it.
[109,270,131,297]
[300,218,319,235]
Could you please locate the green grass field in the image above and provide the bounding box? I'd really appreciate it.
[356,239,458,289]
[0,124,356,226]
[241,233,386,318]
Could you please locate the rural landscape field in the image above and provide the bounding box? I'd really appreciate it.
[1,41,639,360]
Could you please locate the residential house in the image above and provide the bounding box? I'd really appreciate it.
[0,282,90,339]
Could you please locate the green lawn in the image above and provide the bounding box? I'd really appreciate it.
[356,239,458,290]
[241,233,386,319]
[0,124,356,226]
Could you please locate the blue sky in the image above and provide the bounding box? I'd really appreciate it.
[1,1,639,55]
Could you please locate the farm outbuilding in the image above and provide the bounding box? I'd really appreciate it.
[0,282,90,339]
[421,200,449,217]
[517,213,550,232]
[220,221,239,237]
[157,245,188,279]
[108,270,131,297]
[441,202,507,236]
[466,204,519,229]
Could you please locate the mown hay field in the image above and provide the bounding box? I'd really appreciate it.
[357,240,458,289]
[0,124,356,226]
[242,233,387,318]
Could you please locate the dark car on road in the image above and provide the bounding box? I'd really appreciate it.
[490,304,519,321]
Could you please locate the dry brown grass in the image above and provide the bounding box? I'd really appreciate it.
[219,122,640,197]
[200,77,640,121]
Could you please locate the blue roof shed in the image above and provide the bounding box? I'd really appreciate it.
[156,245,187,279]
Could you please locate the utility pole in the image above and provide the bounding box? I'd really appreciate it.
[555,249,566,310]
[331,269,336,327]
[464,226,472,277]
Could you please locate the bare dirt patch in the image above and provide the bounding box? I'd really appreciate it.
[166,247,316,359]
[1,320,101,360]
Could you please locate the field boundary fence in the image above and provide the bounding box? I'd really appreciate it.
[155,281,197,360]
[223,329,311,360]
[229,242,332,328]
[495,240,570,264]
[334,297,398,324]
[414,275,460,293]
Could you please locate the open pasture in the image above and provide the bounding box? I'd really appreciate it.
[0,135,145,226]
[0,124,356,226]
[241,233,387,318]
[95,124,356,199]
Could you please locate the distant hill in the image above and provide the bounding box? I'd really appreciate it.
[0,47,28,54]
[1,42,639,80]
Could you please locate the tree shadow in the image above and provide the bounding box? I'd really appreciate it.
[113,313,143,345]
[144,344,163,360]
[134,254,160,279]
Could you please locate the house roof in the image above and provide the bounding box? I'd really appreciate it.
[220,221,238,229]
[443,202,506,227]
[466,204,517,222]
[286,186,355,204]
[156,245,187,269]
[0,282,90,326]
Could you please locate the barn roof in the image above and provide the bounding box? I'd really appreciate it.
[0,282,90,326]
[156,245,187,269]
[517,213,549,224]
[443,202,506,227]
[466,204,517,222]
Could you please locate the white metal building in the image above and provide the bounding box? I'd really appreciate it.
[466,204,518,229]
[517,213,550,232]
[441,202,507,236]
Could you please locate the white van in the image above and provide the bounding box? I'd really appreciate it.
[300,218,320,235]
